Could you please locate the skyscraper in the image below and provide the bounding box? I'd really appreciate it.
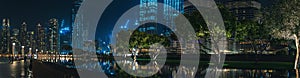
[20,22,27,49]
[163,0,184,29]
[1,18,10,54]
[72,0,83,49]
[49,18,60,54]
[72,0,83,24]
[11,29,20,55]
[139,0,184,34]
[59,19,72,54]
[184,0,261,21]
[27,31,35,55]
[226,0,261,21]
[139,0,158,33]
[37,23,46,53]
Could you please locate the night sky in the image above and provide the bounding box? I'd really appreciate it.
[97,0,138,43]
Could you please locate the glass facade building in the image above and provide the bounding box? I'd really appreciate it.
[139,0,184,35]
[1,19,10,54]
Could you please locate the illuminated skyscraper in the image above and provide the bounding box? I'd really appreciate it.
[72,0,83,25]
[27,31,35,55]
[163,0,184,35]
[226,0,261,21]
[37,23,46,53]
[11,29,20,55]
[1,18,10,54]
[59,19,72,53]
[139,0,158,33]
[72,0,91,51]
[139,0,184,34]
[72,0,84,49]
[184,0,261,21]
[20,22,28,48]
[49,18,60,54]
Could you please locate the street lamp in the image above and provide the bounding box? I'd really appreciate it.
[21,46,25,58]
[29,48,32,57]
[12,43,15,57]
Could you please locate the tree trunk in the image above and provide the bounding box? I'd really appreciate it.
[233,31,237,53]
[294,34,299,69]
[296,69,299,78]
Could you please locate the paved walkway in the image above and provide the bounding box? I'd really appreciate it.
[0,59,32,78]
[0,57,78,78]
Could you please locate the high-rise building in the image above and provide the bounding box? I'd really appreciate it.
[226,0,261,21]
[11,29,20,55]
[163,0,184,32]
[1,18,11,54]
[59,19,72,54]
[20,22,27,48]
[72,0,84,49]
[139,0,158,33]
[139,0,184,34]
[37,23,46,53]
[72,0,83,25]
[27,31,35,55]
[19,22,31,54]
[49,18,60,54]
[184,0,261,21]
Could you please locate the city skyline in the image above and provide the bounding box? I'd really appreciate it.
[0,0,273,43]
[0,0,268,53]
[0,0,71,31]
[1,0,300,78]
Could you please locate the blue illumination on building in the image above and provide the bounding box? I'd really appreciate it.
[163,0,184,30]
[59,27,70,34]
[120,20,130,30]
[139,0,184,34]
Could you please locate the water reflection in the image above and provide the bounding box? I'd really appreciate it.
[218,69,292,78]
[36,56,299,78]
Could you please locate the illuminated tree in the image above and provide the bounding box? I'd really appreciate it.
[265,0,300,69]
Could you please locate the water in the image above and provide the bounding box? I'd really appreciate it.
[70,58,296,78]
[0,56,297,78]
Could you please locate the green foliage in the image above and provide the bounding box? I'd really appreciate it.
[236,21,268,41]
[181,4,271,53]
[129,31,170,49]
[264,0,300,39]
[184,11,210,38]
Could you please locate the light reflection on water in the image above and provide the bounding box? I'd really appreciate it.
[0,54,296,78]
[219,69,291,78]
[39,57,297,78]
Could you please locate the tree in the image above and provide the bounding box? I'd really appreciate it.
[129,30,170,49]
[238,20,270,55]
[264,0,300,69]
[180,4,266,54]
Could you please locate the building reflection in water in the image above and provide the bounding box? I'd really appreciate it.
[37,56,298,78]
[218,69,292,78]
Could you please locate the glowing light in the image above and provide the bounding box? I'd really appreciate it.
[59,27,70,34]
